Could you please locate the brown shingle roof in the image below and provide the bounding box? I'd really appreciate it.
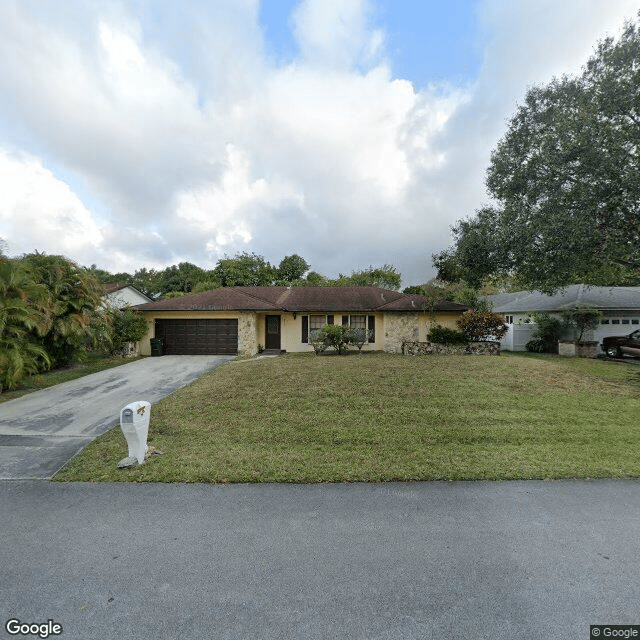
[279,286,403,311]
[135,286,469,313]
[135,287,285,311]
[104,283,126,294]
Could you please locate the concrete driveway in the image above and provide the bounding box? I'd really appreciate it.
[0,355,234,480]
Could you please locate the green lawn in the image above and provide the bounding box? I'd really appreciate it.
[0,354,143,403]
[55,352,640,483]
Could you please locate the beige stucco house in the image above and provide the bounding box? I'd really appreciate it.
[134,286,469,357]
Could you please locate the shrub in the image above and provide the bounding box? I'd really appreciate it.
[0,339,50,392]
[427,325,469,345]
[22,253,106,367]
[317,324,352,354]
[310,325,372,354]
[309,330,328,355]
[106,307,149,355]
[457,310,509,341]
[525,337,548,353]
[527,312,564,353]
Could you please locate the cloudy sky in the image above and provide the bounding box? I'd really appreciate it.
[0,0,638,286]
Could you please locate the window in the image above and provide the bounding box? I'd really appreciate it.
[342,315,375,343]
[310,315,327,333]
[632,319,639,325]
[601,319,610,324]
[622,319,630,324]
[301,315,334,343]
[505,315,514,324]
[302,314,375,344]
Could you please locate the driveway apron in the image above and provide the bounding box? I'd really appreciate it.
[0,355,234,480]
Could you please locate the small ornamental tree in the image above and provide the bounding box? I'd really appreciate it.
[457,310,509,342]
[562,308,602,343]
[348,327,373,352]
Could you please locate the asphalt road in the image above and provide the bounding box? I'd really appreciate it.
[1,479,639,640]
[0,356,234,479]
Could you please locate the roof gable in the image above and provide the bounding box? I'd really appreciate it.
[103,283,152,305]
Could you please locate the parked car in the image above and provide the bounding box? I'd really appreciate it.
[601,329,640,358]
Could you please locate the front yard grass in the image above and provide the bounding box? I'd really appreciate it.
[55,352,640,483]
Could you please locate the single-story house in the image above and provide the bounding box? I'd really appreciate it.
[485,284,640,351]
[103,284,152,309]
[134,286,470,356]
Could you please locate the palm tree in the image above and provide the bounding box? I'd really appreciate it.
[22,253,108,367]
[0,258,50,392]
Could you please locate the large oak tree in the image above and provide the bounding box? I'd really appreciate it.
[434,16,640,293]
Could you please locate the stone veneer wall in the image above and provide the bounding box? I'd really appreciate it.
[558,340,598,358]
[402,341,501,356]
[383,313,423,353]
[238,312,258,356]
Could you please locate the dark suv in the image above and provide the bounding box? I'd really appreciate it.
[601,329,640,358]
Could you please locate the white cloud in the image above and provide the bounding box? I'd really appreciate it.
[0,149,104,258]
[174,144,304,259]
[0,5,214,219]
[261,65,417,198]
[292,0,385,70]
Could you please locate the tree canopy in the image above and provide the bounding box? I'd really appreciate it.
[334,265,402,290]
[212,252,277,287]
[86,253,404,294]
[276,254,310,284]
[434,15,640,293]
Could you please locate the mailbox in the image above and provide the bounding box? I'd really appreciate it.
[119,401,151,465]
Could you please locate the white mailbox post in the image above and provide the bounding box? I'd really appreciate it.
[118,401,151,467]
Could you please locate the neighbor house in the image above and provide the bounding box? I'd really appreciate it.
[134,286,469,356]
[103,284,152,309]
[485,285,640,351]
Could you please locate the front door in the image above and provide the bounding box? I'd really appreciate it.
[265,315,281,350]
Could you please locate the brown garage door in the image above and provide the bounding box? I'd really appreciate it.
[155,319,238,355]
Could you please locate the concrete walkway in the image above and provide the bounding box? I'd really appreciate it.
[0,355,234,479]
[2,479,639,640]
